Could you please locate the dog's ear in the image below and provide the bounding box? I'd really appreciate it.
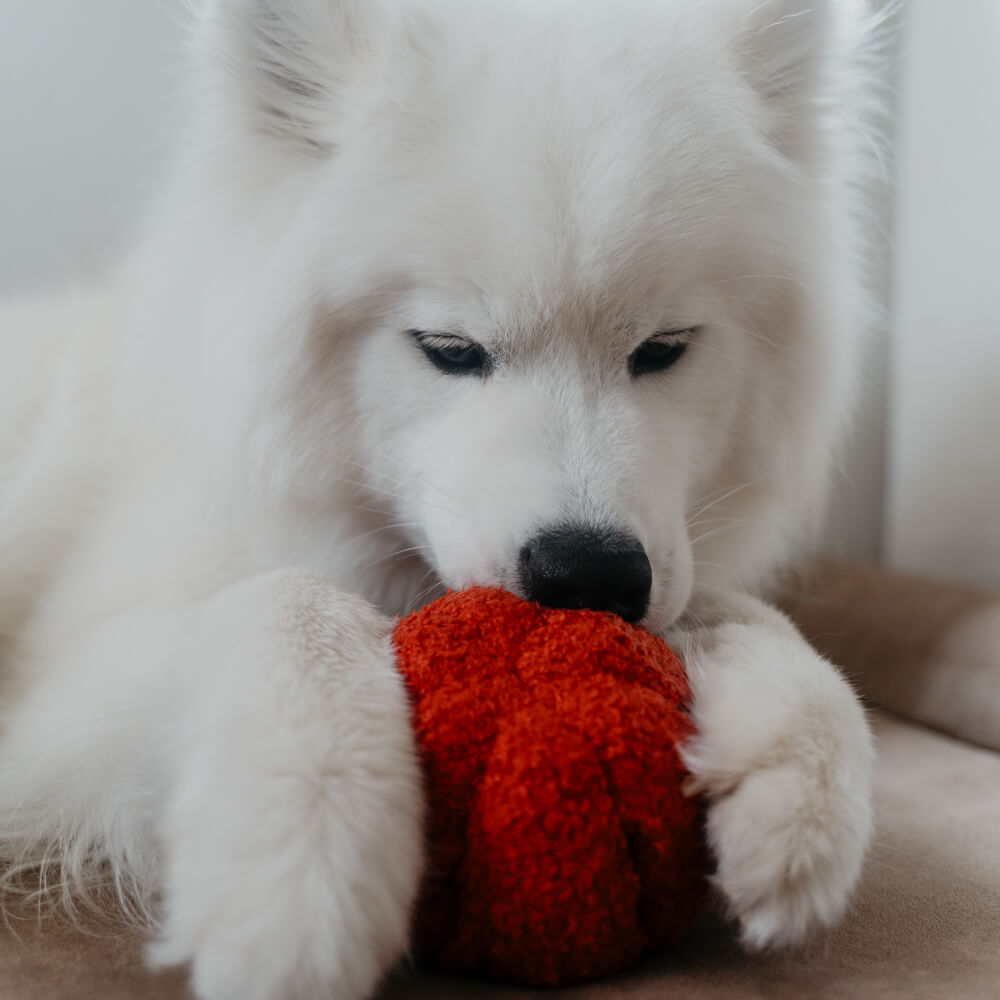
[734,0,836,159]
[194,0,397,157]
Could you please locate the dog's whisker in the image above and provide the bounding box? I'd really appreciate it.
[710,321,781,352]
[340,462,463,510]
[689,479,756,507]
[705,272,809,293]
[685,340,738,370]
[340,519,423,544]
[686,479,760,523]
[367,544,434,570]
[689,519,749,548]
[685,514,746,532]
[410,577,446,611]
[331,477,469,523]
[340,459,518,526]
[344,481,469,524]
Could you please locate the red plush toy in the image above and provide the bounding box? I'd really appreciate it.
[393,587,708,987]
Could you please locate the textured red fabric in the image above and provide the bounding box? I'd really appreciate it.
[393,588,709,987]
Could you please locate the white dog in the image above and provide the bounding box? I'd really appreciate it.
[0,1,883,997]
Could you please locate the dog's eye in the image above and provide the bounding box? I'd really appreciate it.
[629,331,692,377]
[411,332,490,377]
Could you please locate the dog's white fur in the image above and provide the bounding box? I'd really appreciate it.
[0,1,884,997]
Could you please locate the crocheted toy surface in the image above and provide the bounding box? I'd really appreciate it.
[394,587,708,987]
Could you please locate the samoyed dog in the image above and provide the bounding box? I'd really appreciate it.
[0,0,882,997]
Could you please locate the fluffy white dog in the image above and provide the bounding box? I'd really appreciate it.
[0,1,884,997]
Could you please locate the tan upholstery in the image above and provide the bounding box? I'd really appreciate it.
[786,558,1000,753]
[1,560,998,1000]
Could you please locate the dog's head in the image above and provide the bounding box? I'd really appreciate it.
[181,0,870,627]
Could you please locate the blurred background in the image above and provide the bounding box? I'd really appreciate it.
[1,0,998,589]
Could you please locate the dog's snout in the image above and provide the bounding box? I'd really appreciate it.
[517,525,652,623]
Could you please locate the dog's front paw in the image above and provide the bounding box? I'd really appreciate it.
[681,623,874,949]
[150,772,423,1000]
[150,577,425,1000]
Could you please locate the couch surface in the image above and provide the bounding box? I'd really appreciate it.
[1,561,998,1000]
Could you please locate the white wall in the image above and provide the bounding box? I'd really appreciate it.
[886,0,1000,588]
[0,0,184,294]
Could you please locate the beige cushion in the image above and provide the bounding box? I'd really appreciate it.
[783,559,1000,752]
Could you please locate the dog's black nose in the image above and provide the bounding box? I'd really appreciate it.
[518,525,652,623]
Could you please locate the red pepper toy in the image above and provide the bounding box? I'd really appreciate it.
[394,587,708,987]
